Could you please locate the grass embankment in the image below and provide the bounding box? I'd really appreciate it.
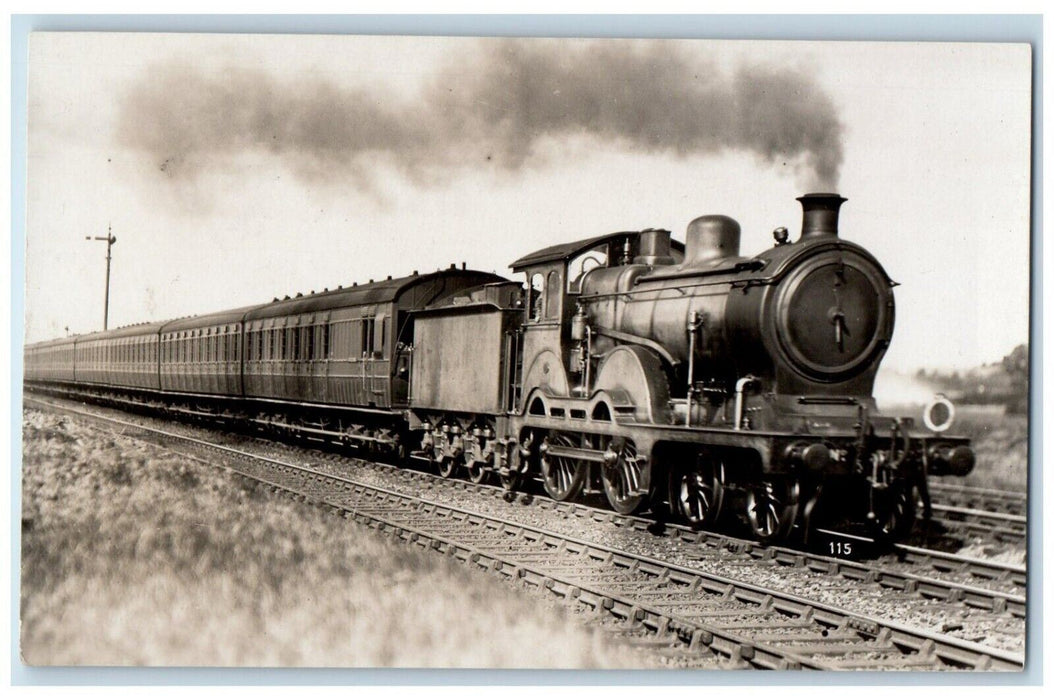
[20,409,636,667]
[945,409,1029,492]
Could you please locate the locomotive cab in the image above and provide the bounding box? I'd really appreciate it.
[510,230,686,411]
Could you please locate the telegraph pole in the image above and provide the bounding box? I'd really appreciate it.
[86,225,117,330]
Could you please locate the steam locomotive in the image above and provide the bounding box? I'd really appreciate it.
[24,193,975,544]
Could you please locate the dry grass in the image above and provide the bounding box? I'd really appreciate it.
[943,408,1029,492]
[20,409,640,668]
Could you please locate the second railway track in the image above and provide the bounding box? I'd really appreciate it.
[928,482,1027,516]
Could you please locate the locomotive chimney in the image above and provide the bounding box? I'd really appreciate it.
[684,215,741,266]
[634,228,675,265]
[797,193,847,239]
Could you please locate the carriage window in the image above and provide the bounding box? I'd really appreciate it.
[379,318,387,357]
[361,318,375,357]
[304,325,314,360]
[528,273,544,321]
[320,323,330,360]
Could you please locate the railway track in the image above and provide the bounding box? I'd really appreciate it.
[23,395,1026,670]
[928,482,1027,517]
[367,464,1027,618]
[925,503,1027,546]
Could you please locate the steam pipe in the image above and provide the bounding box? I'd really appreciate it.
[584,325,593,396]
[734,375,758,430]
[685,311,703,426]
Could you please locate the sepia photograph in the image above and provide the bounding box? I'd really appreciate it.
[17,25,1033,674]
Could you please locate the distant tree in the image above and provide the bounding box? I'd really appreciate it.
[1002,343,1029,377]
[1002,343,1029,414]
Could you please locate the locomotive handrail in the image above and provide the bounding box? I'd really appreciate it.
[591,326,679,367]
[637,258,766,284]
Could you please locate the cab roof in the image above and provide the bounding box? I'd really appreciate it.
[510,231,686,270]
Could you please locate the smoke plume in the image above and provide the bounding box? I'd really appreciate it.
[117,39,843,191]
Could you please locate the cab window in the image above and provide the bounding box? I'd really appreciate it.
[528,273,544,321]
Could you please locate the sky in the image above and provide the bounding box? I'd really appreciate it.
[24,33,1032,375]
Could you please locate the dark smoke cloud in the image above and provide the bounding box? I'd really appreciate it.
[117,39,843,191]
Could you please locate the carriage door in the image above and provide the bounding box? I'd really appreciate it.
[391,310,413,406]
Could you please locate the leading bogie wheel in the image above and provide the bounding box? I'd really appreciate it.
[601,438,648,515]
[745,478,800,544]
[668,453,725,528]
[868,478,916,544]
